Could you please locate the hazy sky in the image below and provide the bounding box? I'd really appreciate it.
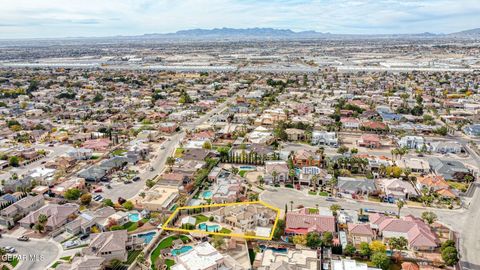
[1,0,479,38]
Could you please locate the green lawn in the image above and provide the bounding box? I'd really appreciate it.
[308,208,319,214]
[60,256,71,261]
[194,214,209,224]
[165,259,175,269]
[308,191,317,195]
[448,180,468,192]
[10,258,19,267]
[126,250,141,265]
[112,149,127,156]
[174,148,184,158]
[51,262,61,269]
[219,228,232,234]
[238,170,247,177]
[318,191,329,196]
[150,235,190,268]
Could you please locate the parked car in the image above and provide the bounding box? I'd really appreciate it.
[94,188,102,193]
[79,234,90,240]
[17,236,29,241]
[326,197,336,202]
[4,246,16,253]
[64,240,79,249]
[160,146,165,150]
[132,176,140,182]
[124,180,132,184]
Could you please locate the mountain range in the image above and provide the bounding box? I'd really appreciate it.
[135,27,480,40]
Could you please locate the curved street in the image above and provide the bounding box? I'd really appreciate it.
[0,236,61,270]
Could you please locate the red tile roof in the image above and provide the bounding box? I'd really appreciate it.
[285,208,335,234]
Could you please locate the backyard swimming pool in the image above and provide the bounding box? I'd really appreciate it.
[136,231,156,244]
[128,212,141,222]
[201,190,213,199]
[171,246,192,256]
[239,165,256,171]
[259,244,288,253]
[198,223,221,232]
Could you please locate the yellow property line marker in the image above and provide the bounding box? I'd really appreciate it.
[162,200,281,240]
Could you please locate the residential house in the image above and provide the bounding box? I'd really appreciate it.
[19,203,79,231]
[311,131,338,147]
[285,208,335,235]
[56,255,105,270]
[0,195,45,227]
[397,136,428,150]
[373,214,440,251]
[340,117,360,129]
[429,141,463,154]
[428,157,472,181]
[292,149,322,168]
[264,161,289,184]
[171,242,240,270]
[380,178,419,200]
[83,230,143,262]
[357,134,381,148]
[347,223,374,246]
[285,128,306,141]
[337,177,377,195]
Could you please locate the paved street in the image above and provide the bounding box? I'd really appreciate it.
[260,188,466,229]
[99,89,244,202]
[0,236,61,270]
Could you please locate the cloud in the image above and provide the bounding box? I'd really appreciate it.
[0,0,479,38]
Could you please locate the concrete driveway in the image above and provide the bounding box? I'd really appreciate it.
[0,236,61,270]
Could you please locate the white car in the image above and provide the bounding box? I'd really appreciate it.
[4,246,16,253]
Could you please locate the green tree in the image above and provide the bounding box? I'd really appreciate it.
[202,141,212,150]
[322,232,333,246]
[396,200,405,217]
[421,211,437,225]
[344,243,356,256]
[80,193,92,205]
[306,232,322,248]
[8,156,20,167]
[441,246,459,266]
[330,204,341,216]
[146,179,156,188]
[370,240,386,253]
[103,199,114,207]
[389,237,408,252]
[337,145,349,154]
[122,201,134,210]
[358,242,371,257]
[64,188,81,200]
[371,252,391,270]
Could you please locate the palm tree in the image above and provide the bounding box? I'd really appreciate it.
[38,214,48,229]
[166,156,175,171]
[272,170,278,184]
[396,200,405,217]
[290,200,294,211]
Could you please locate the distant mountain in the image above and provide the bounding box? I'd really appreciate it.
[449,28,480,37]
[140,27,329,39]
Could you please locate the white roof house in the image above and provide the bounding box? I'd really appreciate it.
[171,242,224,270]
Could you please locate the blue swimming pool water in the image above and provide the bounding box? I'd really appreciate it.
[198,223,220,232]
[201,190,213,199]
[239,165,256,171]
[172,246,192,256]
[136,231,156,244]
[259,244,288,253]
[129,212,140,222]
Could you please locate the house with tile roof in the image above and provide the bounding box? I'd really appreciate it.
[19,203,79,231]
[0,195,44,227]
[347,223,374,246]
[371,214,439,251]
[83,230,143,262]
[285,208,336,235]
